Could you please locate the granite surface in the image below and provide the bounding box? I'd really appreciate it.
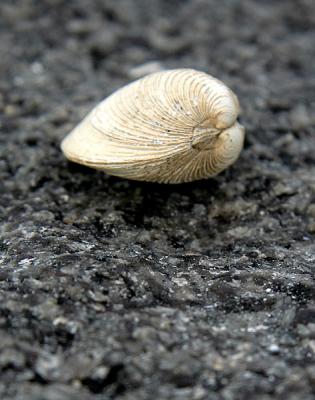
[0,0,315,399]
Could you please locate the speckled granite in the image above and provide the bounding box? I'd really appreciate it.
[0,1,315,399]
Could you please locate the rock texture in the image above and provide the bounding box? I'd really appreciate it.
[0,0,315,399]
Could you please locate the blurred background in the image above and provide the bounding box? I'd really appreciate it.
[1,0,314,150]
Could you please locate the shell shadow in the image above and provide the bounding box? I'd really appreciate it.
[60,160,224,227]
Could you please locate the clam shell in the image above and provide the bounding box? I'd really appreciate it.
[61,69,245,183]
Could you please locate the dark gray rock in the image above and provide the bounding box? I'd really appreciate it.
[0,0,315,399]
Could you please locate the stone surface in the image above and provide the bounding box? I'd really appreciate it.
[0,0,315,399]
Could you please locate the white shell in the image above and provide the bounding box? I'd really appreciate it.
[61,69,245,183]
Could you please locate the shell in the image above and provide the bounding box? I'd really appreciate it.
[61,68,245,183]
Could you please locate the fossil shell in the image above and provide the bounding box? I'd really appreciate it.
[61,68,245,183]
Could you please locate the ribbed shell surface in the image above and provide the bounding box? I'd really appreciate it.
[61,69,245,183]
